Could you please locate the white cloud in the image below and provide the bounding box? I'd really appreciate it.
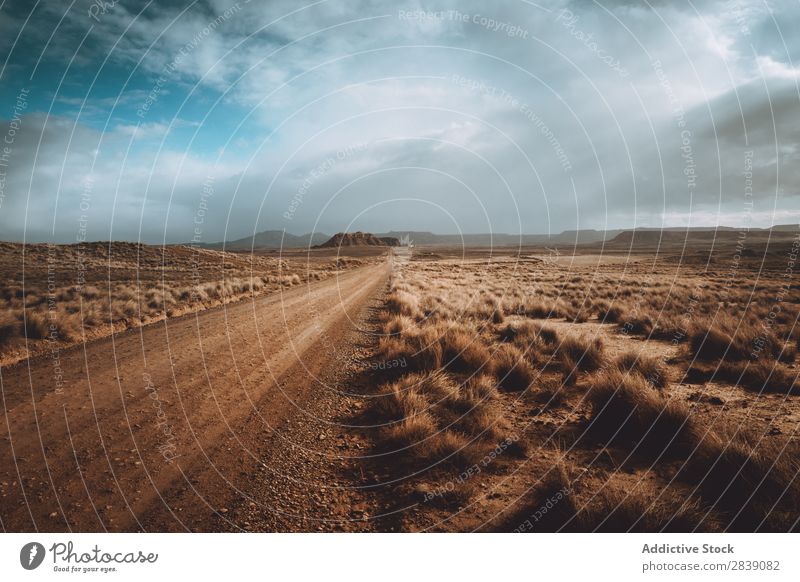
[2,0,800,241]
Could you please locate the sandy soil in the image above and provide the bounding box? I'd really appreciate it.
[0,261,389,532]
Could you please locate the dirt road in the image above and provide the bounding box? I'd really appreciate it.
[0,261,390,532]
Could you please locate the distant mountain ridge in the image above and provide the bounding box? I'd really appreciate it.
[606,225,798,247]
[196,225,797,250]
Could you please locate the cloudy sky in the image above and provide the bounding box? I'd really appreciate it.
[0,0,798,243]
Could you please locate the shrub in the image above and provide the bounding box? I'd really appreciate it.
[575,483,720,532]
[703,359,799,395]
[680,430,800,531]
[462,374,498,403]
[613,351,668,389]
[537,325,559,346]
[24,311,50,339]
[0,311,20,346]
[377,328,443,374]
[386,290,420,318]
[524,299,563,319]
[621,315,653,336]
[557,335,605,372]
[440,328,492,375]
[597,304,623,323]
[689,325,737,361]
[381,314,416,336]
[492,344,535,391]
[383,412,438,450]
[497,320,543,350]
[587,369,697,455]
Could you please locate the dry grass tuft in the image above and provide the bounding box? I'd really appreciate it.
[386,289,420,318]
[587,369,697,454]
[614,351,668,389]
[492,344,536,391]
[372,371,501,473]
[0,310,19,346]
[681,430,800,531]
[440,327,493,375]
[557,335,605,373]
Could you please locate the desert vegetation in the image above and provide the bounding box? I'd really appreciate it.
[364,249,800,532]
[0,241,373,365]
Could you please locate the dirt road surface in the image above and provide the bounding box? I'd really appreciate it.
[0,261,390,532]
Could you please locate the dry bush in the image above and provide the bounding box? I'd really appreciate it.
[440,327,493,375]
[381,314,416,336]
[494,463,719,532]
[498,320,537,344]
[689,324,743,361]
[51,312,82,342]
[492,305,505,324]
[596,303,623,323]
[0,310,20,345]
[537,325,559,345]
[587,369,697,455]
[614,351,668,389]
[24,311,50,339]
[734,360,798,394]
[688,359,798,395]
[532,377,569,410]
[680,430,800,531]
[377,327,443,374]
[557,335,605,373]
[688,316,786,363]
[386,289,420,318]
[570,310,590,324]
[650,313,689,341]
[577,484,719,532]
[82,285,102,300]
[622,315,653,336]
[523,299,564,319]
[492,343,535,391]
[467,297,503,323]
[373,371,498,472]
[383,412,438,450]
[461,374,498,403]
[372,372,433,421]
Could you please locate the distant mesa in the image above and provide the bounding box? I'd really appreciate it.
[315,231,400,248]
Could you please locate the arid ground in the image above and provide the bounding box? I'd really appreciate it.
[1,236,799,532]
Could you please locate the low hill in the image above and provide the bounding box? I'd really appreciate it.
[200,230,329,250]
